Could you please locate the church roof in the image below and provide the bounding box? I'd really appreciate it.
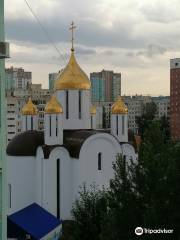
[54,50,91,90]
[6,130,44,157]
[22,98,38,115]
[111,96,128,114]
[44,95,63,114]
[6,129,109,159]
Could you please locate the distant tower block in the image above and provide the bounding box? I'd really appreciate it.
[21,98,38,131]
[170,58,180,140]
[111,96,128,142]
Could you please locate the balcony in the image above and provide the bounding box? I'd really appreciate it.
[0,42,10,59]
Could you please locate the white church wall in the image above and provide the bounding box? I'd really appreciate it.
[121,143,137,162]
[7,155,36,215]
[44,113,63,145]
[76,133,122,199]
[35,147,45,207]
[111,114,128,142]
[22,115,38,131]
[56,90,91,129]
[43,147,73,220]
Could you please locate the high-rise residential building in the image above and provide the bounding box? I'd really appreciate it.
[90,72,105,102]
[152,96,170,119]
[90,70,121,103]
[6,84,51,144]
[5,67,32,90]
[49,72,58,90]
[94,95,170,133]
[0,0,10,238]
[5,70,14,90]
[170,58,180,140]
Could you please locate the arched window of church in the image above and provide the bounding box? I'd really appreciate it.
[49,115,52,137]
[56,115,58,137]
[98,153,102,170]
[116,115,118,135]
[66,90,69,119]
[79,90,82,119]
[8,183,11,209]
[57,159,60,218]
[122,115,125,134]
[26,116,28,130]
[31,116,33,130]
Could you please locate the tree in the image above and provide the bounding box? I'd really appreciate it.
[101,154,142,240]
[136,102,157,137]
[71,183,108,240]
[69,121,180,239]
[136,121,180,238]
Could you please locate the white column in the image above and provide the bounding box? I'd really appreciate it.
[44,113,63,145]
[22,115,38,131]
[91,115,96,129]
[56,90,91,129]
[111,114,128,142]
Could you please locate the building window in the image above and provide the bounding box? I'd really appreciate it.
[79,90,82,119]
[98,153,102,170]
[49,115,52,137]
[122,115,125,134]
[57,159,60,218]
[56,115,58,137]
[116,115,118,135]
[8,183,11,208]
[31,116,33,130]
[91,115,93,128]
[66,90,69,119]
[26,116,27,130]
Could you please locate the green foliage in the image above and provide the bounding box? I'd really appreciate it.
[67,122,180,239]
[136,102,157,137]
[71,183,108,240]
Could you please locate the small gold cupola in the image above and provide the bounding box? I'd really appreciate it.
[90,105,96,115]
[111,96,128,114]
[45,95,63,114]
[22,98,38,115]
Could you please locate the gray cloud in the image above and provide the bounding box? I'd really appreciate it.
[139,1,180,23]
[136,44,167,58]
[6,17,145,49]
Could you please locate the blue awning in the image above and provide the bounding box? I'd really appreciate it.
[8,203,62,239]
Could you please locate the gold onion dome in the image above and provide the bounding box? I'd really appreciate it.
[45,95,63,114]
[54,50,91,90]
[22,98,38,115]
[90,105,96,115]
[111,96,128,114]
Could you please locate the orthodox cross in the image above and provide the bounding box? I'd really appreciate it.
[69,21,76,51]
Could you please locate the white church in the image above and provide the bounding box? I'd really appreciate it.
[6,35,137,239]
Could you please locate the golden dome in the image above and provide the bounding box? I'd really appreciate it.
[45,95,63,114]
[111,96,128,114]
[54,50,91,90]
[22,98,38,115]
[90,105,96,115]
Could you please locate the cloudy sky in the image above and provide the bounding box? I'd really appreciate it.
[5,0,180,95]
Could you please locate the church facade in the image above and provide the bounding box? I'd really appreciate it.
[6,45,137,225]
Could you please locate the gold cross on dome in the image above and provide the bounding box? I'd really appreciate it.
[69,21,76,51]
